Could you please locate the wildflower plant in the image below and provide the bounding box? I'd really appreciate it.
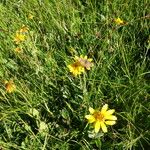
[85,104,117,133]
[68,55,93,76]
[4,80,16,93]
[68,61,85,76]
[114,17,125,25]
[14,32,26,44]
[13,25,29,44]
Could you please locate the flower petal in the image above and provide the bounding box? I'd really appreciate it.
[101,104,108,114]
[85,115,96,123]
[105,121,116,125]
[74,56,79,60]
[94,121,100,133]
[100,122,107,133]
[105,115,117,120]
[84,55,88,59]
[88,58,93,62]
[89,107,95,114]
[68,63,85,76]
[105,109,115,115]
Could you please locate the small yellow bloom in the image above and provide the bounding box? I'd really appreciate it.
[14,32,26,44]
[68,55,93,76]
[28,14,34,19]
[4,80,16,93]
[75,55,93,70]
[114,17,124,25]
[85,104,117,133]
[68,61,85,76]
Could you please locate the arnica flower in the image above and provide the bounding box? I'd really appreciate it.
[14,25,29,44]
[4,80,16,93]
[68,61,85,76]
[85,104,117,133]
[75,55,93,70]
[14,32,26,44]
[114,17,124,25]
[68,55,93,76]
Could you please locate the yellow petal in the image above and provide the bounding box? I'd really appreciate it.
[74,56,79,60]
[105,121,116,125]
[80,55,83,58]
[94,121,100,133]
[101,104,108,114]
[88,58,93,62]
[105,115,117,120]
[67,65,73,72]
[84,55,87,59]
[105,109,115,115]
[115,18,124,25]
[89,107,95,114]
[100,122,107,133]
[85,115,96,123]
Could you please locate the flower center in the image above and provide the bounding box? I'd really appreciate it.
[72,62,81,68]
[94,112,105,122]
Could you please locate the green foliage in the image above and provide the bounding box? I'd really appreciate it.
[0,0,150,149]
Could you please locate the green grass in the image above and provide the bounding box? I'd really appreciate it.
[0,0,150,149]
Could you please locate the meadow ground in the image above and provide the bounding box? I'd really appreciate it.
[0,0,150,149]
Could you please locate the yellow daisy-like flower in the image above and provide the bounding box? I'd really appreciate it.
[14,32,26,44]
[114,17,124,25]
[68,61,85,76]
[85,104,117,133]
[68,55,93,76]
[4,80,16,93]
[75,55,93,70]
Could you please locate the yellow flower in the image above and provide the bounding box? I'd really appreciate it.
[85,104,117,133]
[28,14,34,19]
[114,17,124,25]
[14,32,26,44]
[13,25,29,44]
[68,61,85,76]
[4,80,16,93]
[75,55,93,70]
[68,55,93,76]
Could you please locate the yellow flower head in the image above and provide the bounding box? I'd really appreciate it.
[14,32,26,44]
[68,61,85,76]
[4,80,16,93]
[85,104,117,133]
[75,55,93,70]
[114,17,124,25]
[68,55,93,76]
